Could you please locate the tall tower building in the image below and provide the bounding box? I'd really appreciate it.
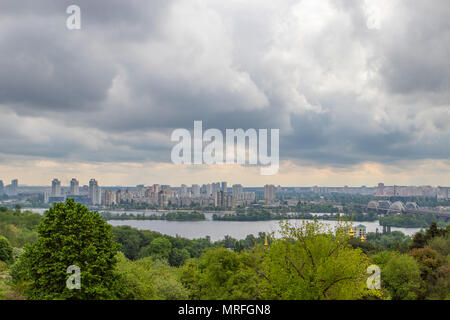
[0,180,4,196]
[221,181,228,192]
[192,184,200,197]
[180,184,188,197]
[51,178,61,196]
[70,178,79,195]
[264,184,275,204]
[206,184,212,196]
[232,184,243,200]
[89,179,101,205]
[153,184,161,195]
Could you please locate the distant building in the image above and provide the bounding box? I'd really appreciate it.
[5,179,18,196]
[215,191,234,208]
[205,184,212,196]
[180,184,188,197]
[51,179,61,197]
[70,178,79,195]
[0,180,3,196]
[264,184,275,204]
[48,196,65,205]
[232,184,243,199]
[221,181,227,192]
[354,224,367,237]
[192,184,200,197]
[153,184,161,194]
[71,194,90,206]
[89,179,101,205]
[103,190,117,205]
[158,190,169,207]
[376,183,385,196]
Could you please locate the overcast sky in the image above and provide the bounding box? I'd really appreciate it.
[0,0,449,187]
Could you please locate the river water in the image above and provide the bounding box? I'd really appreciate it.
[29,209,423,241]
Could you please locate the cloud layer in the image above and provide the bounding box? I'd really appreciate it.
[0,0,449,185]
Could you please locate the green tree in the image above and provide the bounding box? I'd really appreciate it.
[180,247,261,299]
[112,226,144,260]
[382,254,422,300]
[427,236,450,257]
[169,248,190,267]
[0,236,13,264]
[15,199,121,299]
[409,246,446,299]
[115,252,188,300]
[260,220,370,300]
[140,237,172,261]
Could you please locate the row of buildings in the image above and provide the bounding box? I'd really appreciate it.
[308,183,449,199]
[45,178,101,206]
[43,179,266,209]
[102,182,259,208]
[0,179,19,196]
[374,183,449,199]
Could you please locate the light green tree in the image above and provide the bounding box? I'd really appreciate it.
[115,252,188,299]
[260,219,370,300]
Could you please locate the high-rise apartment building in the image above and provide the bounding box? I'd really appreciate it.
[6,179,19,196]
[192,184,200,197]
[103,190,117,205]
[180,184,188,197]
[206,184,212,196]
[232,184,243,199]
[0,180,4,196]
[221,181,227,192]
[70,178,79,195]
[51,178,61,196]
[264,184,275,203]
[153,184,161,195]
[215,191,234,208]
[212,182,220,195]
[89,179,101,205]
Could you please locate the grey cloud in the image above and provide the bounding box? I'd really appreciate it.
[0,0,448,168]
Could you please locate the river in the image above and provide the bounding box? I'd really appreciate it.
[29,208,423,241]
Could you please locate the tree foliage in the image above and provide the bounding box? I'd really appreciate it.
[14,199,121,299]
[0,236,13,264]
[260,220,370,299]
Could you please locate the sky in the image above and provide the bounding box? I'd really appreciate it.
[0,0,449,187]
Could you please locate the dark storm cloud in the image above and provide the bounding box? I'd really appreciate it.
[0,0,448,167]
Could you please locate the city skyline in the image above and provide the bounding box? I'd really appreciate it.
[2,175,450,189]
[4,176,447,209]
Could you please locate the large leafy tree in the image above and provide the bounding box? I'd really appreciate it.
[16,199,121,299]
[260,220,370,300]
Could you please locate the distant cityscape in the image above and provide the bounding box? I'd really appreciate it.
[0,177,449,210]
